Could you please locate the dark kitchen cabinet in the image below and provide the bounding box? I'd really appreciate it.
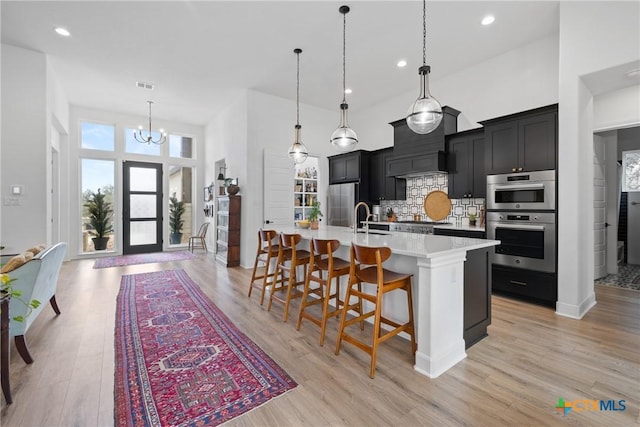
[370,147,406,201]
[433,227,485,239]
[492,264,557,307]
[482,104,557,175]
[328,150,370,184]
[446,128,485,199]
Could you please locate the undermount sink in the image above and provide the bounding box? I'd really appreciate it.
[356,230,390,235]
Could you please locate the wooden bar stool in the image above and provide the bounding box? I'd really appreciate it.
[248,229,281,305]
[268,233,311,322]
[296,238,358,346]
[335,243,417,379]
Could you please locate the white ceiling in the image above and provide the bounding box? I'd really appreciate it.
[2,0,620,127]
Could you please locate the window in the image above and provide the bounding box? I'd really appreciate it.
[81,159,115,252]
[125,128,162,156]
[170,135,193,159]
[622,149,640,192]
[81,122,114,151]
[168,166,193,245]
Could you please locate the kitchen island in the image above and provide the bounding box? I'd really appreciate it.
[278,225,499,378]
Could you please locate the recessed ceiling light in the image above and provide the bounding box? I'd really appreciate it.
[481,16,495,26]
[626,68,640,78]
[54,27,71,37]
[344,88,352,95]
[397,60,407,68]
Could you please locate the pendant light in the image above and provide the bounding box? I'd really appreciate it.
[134,100,167,144]
[288,48,309,164]
[330,5,358,152]
[406,0,443,135]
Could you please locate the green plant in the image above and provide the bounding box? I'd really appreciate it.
[308,201,323,222]
[84,189,113,238]
[169,196,185,234]
[1,273,41,322]
[468,213,477,221]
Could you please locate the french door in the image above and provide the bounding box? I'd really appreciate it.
[123,161,163,254]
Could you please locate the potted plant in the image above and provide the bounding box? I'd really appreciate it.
[307,201,323,230]
[468,212,477,226]
[169,195,185,244]
[84,189,113,250]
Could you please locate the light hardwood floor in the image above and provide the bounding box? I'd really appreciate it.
[1,254,639,426]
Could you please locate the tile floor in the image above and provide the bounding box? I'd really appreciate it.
[594,263,640,291]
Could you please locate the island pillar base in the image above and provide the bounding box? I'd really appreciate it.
[414,252,467,378]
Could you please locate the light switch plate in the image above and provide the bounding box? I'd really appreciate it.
[10,185,23,195]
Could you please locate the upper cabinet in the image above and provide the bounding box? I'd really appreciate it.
[446,128,485,199]
[328,150,370,185]
[481,104,557,175]
[370,147,406,201]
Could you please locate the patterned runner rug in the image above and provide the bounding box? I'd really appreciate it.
[115,269,297,426]
[94,251,196,269]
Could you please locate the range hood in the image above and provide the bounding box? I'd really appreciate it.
[387,106,460,177]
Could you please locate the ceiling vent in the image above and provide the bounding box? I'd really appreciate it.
[136,81,154,90]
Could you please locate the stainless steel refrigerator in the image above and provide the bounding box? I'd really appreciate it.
[328,183,370,228]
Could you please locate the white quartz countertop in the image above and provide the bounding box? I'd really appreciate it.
[281,225,498,259]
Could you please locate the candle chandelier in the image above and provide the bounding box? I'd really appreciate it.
[288,48,309,164]
[134,100,167,144]
[406,0,443,135]
[330,5,358,152]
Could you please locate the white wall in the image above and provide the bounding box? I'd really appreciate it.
[1,45,48,253]
[556,1,640,318]
[594,85,640,132]
[352,34,560,151]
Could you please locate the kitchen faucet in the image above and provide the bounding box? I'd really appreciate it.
[354,202,371,234]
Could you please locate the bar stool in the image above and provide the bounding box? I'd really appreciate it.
[296,239,358,346]
[248,229,281,305]
[335,243,417,379]
[268,233,311,322]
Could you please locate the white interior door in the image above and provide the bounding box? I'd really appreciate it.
[263,149,294,228]
[628,192,640,264]
[593,136,607,279]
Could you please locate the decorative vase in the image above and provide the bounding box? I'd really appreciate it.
[170,232,183,244]
[310,220,319,230]
[469,220,477,227]
[92,237,109,251]
[226,184,240,195]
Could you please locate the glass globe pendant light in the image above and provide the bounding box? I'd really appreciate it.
[330,5,358,152]
[406,0,443,135]
[288,48,309,164]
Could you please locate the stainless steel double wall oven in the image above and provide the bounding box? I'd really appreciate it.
[486,170,557,304]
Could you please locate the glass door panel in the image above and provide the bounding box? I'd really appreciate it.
[123,161,163,254]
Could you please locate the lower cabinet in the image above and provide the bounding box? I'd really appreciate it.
[492,264,557,307]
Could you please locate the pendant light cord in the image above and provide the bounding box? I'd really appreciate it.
[296,50,300,126]
[342,10,347,104]
[422,0,427,66]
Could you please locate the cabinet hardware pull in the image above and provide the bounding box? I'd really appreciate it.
[632,202,639,206]
[509,280,527,286]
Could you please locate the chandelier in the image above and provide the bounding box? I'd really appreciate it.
[330,5,358,152]
[406,0,443,135]
[134,101,167,144]
[288,48,309,164]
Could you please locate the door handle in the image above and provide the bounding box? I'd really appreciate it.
[265,220,272,224]
[632,202,639,206]
[605,222,611,227]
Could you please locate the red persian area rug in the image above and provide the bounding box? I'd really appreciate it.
[115,269,297,426]
[94,251,196,269]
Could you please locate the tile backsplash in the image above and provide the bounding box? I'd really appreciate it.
[379,173,485,225]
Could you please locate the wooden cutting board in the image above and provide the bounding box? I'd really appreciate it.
[423,190,452,221]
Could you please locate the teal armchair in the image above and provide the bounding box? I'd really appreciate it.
[7,242,67,364]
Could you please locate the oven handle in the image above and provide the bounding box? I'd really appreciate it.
[494,223,545,231]
[493,183,545,191]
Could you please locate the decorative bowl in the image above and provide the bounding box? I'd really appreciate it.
[298,220,310,229]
